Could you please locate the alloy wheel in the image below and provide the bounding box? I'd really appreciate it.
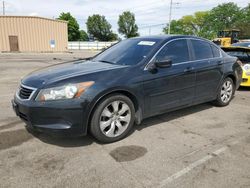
[220,80,233,103]
[99,101,131,137]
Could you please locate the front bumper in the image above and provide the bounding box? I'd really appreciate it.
[12,96,90,136]
[240,71,250,87]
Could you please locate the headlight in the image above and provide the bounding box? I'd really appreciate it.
[243,64,250,72]
[36,81,94,101]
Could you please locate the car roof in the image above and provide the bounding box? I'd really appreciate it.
[132,35,210,43]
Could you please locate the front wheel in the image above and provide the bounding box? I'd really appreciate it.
[213,77,235,107]
[90,94,135,143]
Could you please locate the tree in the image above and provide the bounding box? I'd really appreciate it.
[79,30,89,41]
[163,11,214,39]
[58,12,80,41]
[109,33,119,41]
[206,3,241,32]
[163,20,188,35]
[162,3,250,40]
[236,4,250,39]
[118,11,139,38]
[86,14,117,41]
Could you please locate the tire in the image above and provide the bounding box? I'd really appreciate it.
[90,94,135,143]
[213,77,235,107]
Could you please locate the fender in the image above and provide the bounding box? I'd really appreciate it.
[84,86,143,133]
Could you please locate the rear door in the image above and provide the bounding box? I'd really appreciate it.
[190,39,223,103]
[143,39,196,117]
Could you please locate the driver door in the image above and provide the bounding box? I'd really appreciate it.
[143,39,196,117]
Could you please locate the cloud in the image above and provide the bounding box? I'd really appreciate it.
[3,0,249,36]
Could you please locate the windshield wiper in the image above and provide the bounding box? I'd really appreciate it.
[98,60,115,64]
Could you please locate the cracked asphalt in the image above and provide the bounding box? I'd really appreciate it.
[0,51,250,188]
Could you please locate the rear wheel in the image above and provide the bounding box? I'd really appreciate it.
[90,94,135,143]
[213,77,235,106]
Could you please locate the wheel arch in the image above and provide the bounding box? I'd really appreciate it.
[218,73,237,97]
[86,89,142,133]
[224,73,236,86]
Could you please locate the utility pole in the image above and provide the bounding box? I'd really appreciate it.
[2,1,5,15]
[168,0,173,34]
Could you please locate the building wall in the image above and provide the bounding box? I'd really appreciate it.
[0,16,68,52]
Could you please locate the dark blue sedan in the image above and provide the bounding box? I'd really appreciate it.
[12,35,242,143]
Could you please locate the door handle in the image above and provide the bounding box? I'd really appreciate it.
[184,67,194,72]
[217,61,223,65]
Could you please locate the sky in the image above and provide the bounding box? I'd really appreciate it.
[1,0,249,36]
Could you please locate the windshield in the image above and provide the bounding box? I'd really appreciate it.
[93,38,161,66]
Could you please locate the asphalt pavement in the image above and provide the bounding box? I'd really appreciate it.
[0,51,250,188]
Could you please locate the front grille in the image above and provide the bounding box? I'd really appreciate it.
[18,85,35,100]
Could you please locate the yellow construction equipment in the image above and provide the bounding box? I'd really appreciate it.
[212,29,240,47]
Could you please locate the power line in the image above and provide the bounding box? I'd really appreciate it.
[139,23,166,29]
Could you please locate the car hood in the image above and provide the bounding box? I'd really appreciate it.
[22,60,127,88]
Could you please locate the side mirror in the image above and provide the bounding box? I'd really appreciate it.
[155,59,172,68]
[147,58,172,74]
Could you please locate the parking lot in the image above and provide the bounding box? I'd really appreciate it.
[0,51,250,188]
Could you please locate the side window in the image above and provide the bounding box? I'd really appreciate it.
[156,39,190,64]
[191,40,213,60]
[210,44,221,58]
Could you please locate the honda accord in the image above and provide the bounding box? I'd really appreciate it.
[12,35,242,143]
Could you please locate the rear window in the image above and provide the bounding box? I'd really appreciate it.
[191,40,213,60]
